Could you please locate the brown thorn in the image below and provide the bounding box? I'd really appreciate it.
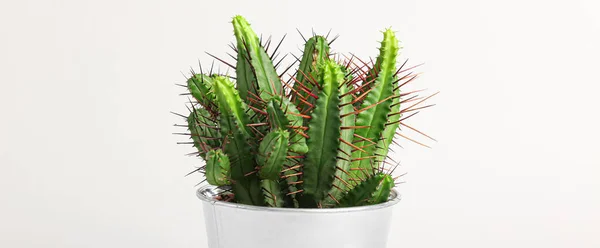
[400,122,436,141]
[395,132,431,148]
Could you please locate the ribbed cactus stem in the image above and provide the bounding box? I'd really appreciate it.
[265,97,308,154]
[337,173,395,207]
[257,129,290,180]
[188,108,220,158]
[212,76,264,205]
[232,15,282,101]
[324,82,355,204]
[293,35,330,113]
[351,29,399,179]
[300,61,344,207]
[187,74,216,110]
[205,149,231,186]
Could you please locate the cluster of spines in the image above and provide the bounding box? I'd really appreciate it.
[175,15,436,208]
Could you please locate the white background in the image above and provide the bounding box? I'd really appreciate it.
[1,0,599,247]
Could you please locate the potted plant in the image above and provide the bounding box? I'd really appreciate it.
[176,15,434,248]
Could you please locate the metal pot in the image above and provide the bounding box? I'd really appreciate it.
[197,185,400,248]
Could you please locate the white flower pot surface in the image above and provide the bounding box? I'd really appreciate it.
[197,185,400,248]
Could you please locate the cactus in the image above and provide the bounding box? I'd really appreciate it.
[177,15,434,208]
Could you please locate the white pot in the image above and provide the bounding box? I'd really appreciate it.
[197,185,400,248]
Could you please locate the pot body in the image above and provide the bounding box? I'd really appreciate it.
[197,186,400,248]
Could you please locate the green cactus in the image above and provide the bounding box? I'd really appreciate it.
[350,29,400,180]
[179,15,432,208]
[293,35,330,113]
[204,149,231,186]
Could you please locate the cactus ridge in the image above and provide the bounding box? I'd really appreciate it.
[351,29,400,179]
[338,173,395,207]
[300,60,344,206]
[178,16,434,208]
[205,149,231,186]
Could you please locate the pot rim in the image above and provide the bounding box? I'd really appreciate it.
[196,184,401,213]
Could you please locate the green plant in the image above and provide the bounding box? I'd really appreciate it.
[178,15,434,208]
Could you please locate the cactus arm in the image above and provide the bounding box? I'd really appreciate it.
[232,15,282,100]
[205,149,231,186]
[266,98,288,129]
[351,29,399,178]
[301,61,344,206]
[293,36,330,112]
[257,129,290,180]
[375,76,401,163]
[212,77,252,137]
[235,50,257,104]
[188,108,220,158]
[324,82,355,205]
[188,74,215,109]
[188,111,207,157]
[265,97,308,154]
[261,179,294,208]
[212,76,264,205]
[370,174,395,204]
[337,173,394,207]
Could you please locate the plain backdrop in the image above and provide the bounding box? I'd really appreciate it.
[1,0,599,247]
